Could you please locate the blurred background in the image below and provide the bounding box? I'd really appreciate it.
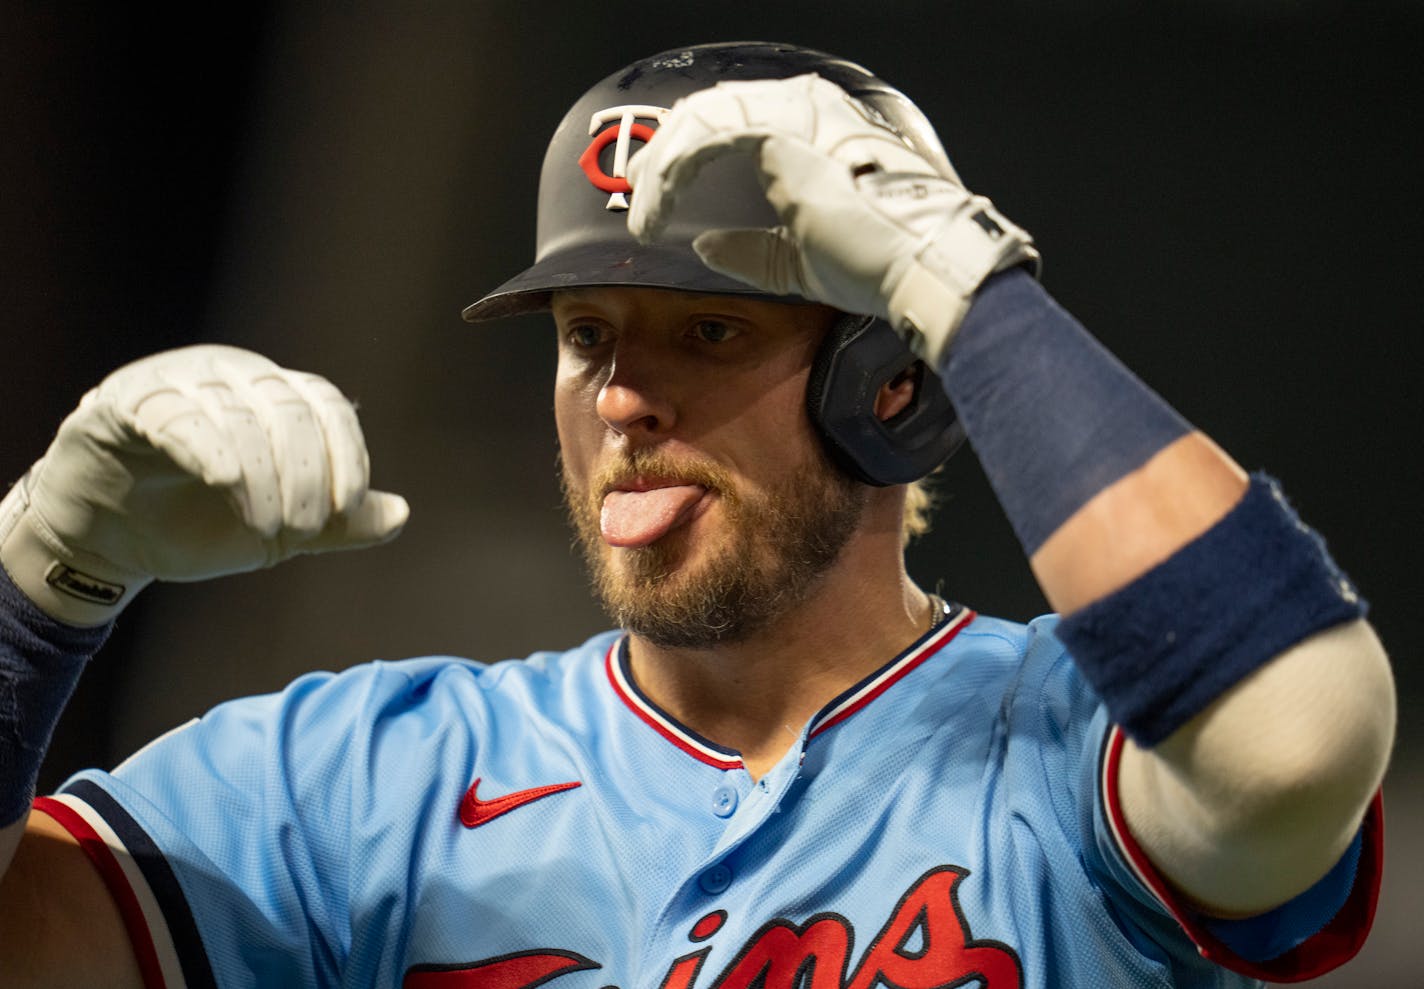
[3,1,1419,983]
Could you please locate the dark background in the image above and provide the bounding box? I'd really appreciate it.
[3,2,1419,984]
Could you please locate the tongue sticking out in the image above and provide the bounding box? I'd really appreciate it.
[601,485,706,548]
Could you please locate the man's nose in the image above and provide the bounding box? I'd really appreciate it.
[595,350,677,437]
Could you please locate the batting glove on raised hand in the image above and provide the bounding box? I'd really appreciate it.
[0,345,409,627]
[626,73,1039,366]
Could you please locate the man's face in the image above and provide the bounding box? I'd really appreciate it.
[553,287,867,647]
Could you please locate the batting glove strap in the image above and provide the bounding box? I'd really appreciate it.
[884,193,1039,363]
[1055,473,1368,747]
[0,474,149,628]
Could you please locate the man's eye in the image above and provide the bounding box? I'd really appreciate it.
[691,320,735,343]
[567,325,604,348]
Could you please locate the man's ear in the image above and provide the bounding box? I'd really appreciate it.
[874,364,920,422]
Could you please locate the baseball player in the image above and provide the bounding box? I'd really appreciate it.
[0,41,1393,988]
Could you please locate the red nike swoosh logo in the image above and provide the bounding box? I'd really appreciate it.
[459,778,582,829]
[404,950,597,988]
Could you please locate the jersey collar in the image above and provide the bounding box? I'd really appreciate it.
[604,602,975,770]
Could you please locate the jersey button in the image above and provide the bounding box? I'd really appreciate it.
[711,785,738,817]
[699,864,733,894]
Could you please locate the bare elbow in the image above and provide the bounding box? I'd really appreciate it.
[1208,619,1394,842]
[1121,619,1394,914]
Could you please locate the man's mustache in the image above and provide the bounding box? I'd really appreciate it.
[589,450,732,500]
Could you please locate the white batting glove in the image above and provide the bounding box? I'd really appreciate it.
[626,73,1039,365]
[0,345,409,627]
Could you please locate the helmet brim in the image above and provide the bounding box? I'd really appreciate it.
[461,241,798,322]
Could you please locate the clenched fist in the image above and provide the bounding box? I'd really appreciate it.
[0,345,409,626]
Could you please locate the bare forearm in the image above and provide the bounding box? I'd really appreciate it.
[1028,432,1248,615]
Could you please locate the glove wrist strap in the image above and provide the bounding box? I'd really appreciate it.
[0,480,147,629]
[885,195,1040,364]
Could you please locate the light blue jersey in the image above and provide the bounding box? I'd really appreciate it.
[42,605,1377,988]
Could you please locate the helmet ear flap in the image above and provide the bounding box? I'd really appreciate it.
[807,315,965,486]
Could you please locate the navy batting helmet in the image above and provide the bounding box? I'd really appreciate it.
[463,41,965,485]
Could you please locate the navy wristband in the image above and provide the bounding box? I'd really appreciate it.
[1055,474,1366,746]
[0,567,111,825]
[944,269,1191,555]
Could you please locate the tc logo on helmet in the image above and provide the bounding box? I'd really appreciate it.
[579,104,669,211]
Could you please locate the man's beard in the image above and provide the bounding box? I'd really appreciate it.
[562,446,868,648]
